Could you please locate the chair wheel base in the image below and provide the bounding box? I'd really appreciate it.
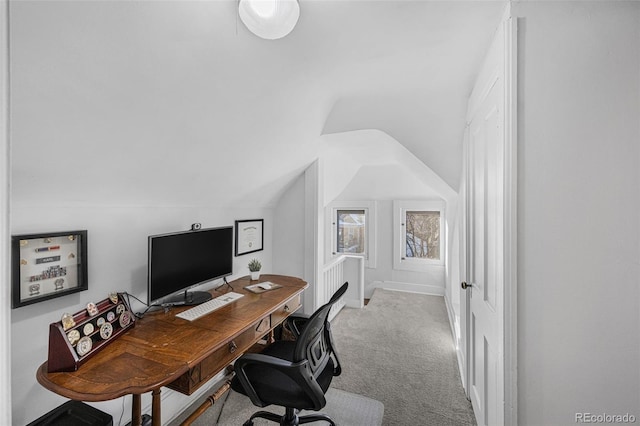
[244,408,336,426]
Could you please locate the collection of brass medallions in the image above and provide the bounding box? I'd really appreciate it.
[60,293,132,358]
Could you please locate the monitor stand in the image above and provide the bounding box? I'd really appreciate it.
[164,290,212,306]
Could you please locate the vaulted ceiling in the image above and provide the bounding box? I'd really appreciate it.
[10,0,505,208]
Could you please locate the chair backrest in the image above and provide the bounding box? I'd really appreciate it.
[293,282,348,375]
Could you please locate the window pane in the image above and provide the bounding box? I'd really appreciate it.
[337,210,366,254]
[405,211,440,260]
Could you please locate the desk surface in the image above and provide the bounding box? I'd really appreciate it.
[37,274,307,402]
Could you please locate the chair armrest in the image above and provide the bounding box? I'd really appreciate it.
[234,353,327,410]
[325,321,342,376]
[283,314,310,339]
[286,313,310,321]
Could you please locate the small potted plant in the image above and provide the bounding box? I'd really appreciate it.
[248,258,262,281]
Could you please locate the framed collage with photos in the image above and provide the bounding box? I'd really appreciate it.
[11,230,88,308]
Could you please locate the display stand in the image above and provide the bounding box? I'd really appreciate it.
[46,293,135,373]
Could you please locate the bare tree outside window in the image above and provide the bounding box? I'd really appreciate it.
[405,211,440,260]
[337,210,366,254]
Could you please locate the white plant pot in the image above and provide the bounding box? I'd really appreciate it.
[250,271,260,281]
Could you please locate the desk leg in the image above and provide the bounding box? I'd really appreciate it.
[131,394,142,426]
[151,388,162,426]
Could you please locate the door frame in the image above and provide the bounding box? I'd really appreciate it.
[461,6,517,426]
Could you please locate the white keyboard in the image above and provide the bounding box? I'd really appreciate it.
[176,292,244,321]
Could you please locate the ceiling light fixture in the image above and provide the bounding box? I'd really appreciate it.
[238,0,300,40]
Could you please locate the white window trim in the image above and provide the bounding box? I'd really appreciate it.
[326,201,377,269]
[393,200,445,271]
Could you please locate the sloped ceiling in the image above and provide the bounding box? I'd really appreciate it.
[321,129,457,205]
[9,0,505,208]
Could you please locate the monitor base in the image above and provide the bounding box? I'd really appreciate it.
[164,290,212,306]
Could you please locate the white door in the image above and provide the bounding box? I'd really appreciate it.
[461,15,514,426]
[467,75,503,426]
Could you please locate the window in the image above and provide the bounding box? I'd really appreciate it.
[394,200,445,270]
[336,210,366,254]
[327,201,376,268]
[405,210,440,260]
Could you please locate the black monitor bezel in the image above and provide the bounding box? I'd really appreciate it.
[147,226,233,306]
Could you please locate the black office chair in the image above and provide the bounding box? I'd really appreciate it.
[231,282,348,426]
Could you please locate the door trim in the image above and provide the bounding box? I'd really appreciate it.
[461,7,518,426]
[503,12,518,426]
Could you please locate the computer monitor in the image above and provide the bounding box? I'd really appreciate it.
[147,226,233,306]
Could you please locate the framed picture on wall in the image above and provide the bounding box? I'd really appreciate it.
[235,219,264,256]
[11,230,88,308]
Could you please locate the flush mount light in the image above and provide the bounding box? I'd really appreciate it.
[238,0,300,40]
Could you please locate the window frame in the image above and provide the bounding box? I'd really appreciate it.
[393,200,445,271]
[327,201,377,268]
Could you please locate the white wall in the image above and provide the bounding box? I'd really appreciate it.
[10,204,273,425]
[331,164,447,296]
[273,173,305,280]
[514,2,640,424]
[0,0,11,422]
[365,200,445,295]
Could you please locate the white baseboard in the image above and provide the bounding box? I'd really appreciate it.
[344,298,363,309]
[444,294,467,393]
[444,294,457,340]
[373,280,445,297]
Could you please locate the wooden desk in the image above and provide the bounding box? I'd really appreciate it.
[36,274,307,426]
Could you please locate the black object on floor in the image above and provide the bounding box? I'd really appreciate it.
[26,400,113,426]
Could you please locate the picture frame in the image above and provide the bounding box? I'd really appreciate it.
[235,219,264,256]
[12,230,88,308]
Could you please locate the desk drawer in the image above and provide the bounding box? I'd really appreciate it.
[167,323,258,395]
[167,293,301,395]
[272,294,301,326]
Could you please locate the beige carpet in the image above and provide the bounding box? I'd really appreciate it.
[217,388,383,425]
[171,288,473,426]
[170,387,383,426]
[330,288,476,426]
